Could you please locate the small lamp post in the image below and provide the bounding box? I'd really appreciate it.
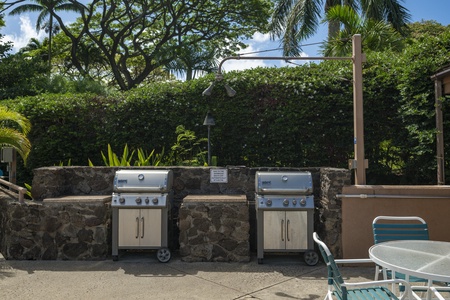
[203,111,215,165]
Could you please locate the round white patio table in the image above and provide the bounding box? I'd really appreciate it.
[369,240,450,299]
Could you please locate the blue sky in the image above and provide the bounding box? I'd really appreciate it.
[1,1,449,72]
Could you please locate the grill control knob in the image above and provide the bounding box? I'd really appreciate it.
[136,197,142,204]
[119,197,125,204]
[145,197,150,204]
[300,198,307,206]
[292,199,297,205]
[152,197,159,204]
[283,199,289,206]
[266,199,272,206]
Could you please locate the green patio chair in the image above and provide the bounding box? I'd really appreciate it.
[313,232,420,300]
[372,216,429,284]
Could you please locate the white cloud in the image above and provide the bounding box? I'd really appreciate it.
[251,32,271,43]
[3,16,46,53]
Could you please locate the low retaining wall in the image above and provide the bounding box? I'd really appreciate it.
[0,166,350,260]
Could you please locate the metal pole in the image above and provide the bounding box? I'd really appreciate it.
[352,34,366,185]
[207,125,211,166]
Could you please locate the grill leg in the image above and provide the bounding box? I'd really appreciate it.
[112,208,119,261]
[256,209,264,264]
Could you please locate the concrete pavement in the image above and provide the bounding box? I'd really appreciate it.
[0,251,374,300]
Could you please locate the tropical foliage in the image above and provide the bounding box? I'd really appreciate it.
[8,0,82,71]
[269,0,410,56]
[321,5,403,56]
[0,105,31,164]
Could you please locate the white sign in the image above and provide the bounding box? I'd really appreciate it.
[210,168,228,183]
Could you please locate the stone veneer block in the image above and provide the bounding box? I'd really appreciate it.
[179,194,250,262]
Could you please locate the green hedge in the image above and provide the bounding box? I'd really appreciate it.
[4,30,450,185]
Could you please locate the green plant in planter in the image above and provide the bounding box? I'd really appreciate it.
[167,125,207,166]
[134,148,164,166]
[101,144,134,166]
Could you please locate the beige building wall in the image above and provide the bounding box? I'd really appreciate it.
[341,185,450,259]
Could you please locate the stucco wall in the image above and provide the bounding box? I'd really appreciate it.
[341,185,450,259]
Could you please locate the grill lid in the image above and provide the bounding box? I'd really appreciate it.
[113,169,173,193]
[255,171,312,195]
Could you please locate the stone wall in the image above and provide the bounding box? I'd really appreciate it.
[0,194,111,260]
[178,195,249,262]
[0,166,351,260]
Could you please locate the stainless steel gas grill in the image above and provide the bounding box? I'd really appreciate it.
[111,169,173,262]
[255,171,319,265]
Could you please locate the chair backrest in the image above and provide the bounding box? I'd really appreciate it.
[313,232,347,299]
[372,216,429,244]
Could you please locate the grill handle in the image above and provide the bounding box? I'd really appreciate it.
[257,188,312,194]
[135,217,139,238]
[287,219,290,241]
[114,187,167,193]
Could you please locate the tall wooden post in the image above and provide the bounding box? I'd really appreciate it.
[352,34,366,185]
[435,79,445,185]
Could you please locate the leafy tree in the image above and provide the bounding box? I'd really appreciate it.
[0,3,13,57]
[0,52,50,99]
[49,0,271,90]
[321,5,403,56]
[8,0,82,71]
[269,0,410,56]
[0,105,31,164]
[406,21,449,40]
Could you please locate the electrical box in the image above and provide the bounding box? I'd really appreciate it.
[1,147,14,163]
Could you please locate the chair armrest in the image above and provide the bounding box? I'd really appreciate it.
[335,258,374,264]
[342,279,407,289]
[430,287,446,300]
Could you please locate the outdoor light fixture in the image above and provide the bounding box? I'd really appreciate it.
[203,111,216,165]
[203,111,216,126]
[224,84,236,97]
[202,73,236,97]
[202,82,215,96]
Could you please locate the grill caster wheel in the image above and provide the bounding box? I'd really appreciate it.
[304,250,319,266]
[112,255,118,262]
[156,248,171,263]
[258,258,263,264]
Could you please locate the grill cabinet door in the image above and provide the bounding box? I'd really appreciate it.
[263,211,286,250]
[118,209,140,247]
[139,209,162,247]
[285,211,308,250]
[118,209,162,247]
[262,211,308,250]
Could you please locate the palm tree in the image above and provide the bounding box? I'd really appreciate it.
[18,37,48,60]
[166,44,219,81]
[321,5,403,56]
[0,106,31,164]
[269,0,411,56]
[9,0,81,72]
